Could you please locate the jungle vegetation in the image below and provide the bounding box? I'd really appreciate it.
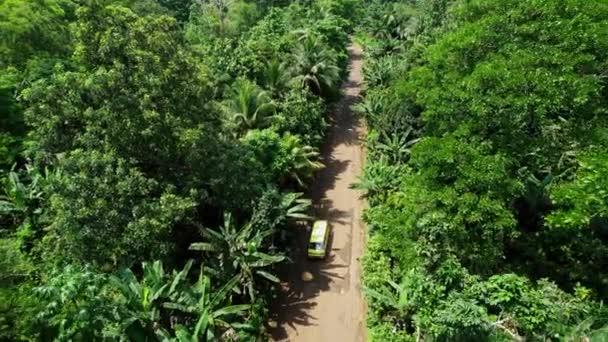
[3,0,608,340]
[355,0,608,340]
[0,0,356,339]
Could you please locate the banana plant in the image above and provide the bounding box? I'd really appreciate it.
[351,159,405,206]
[374,126,420,164]
[364,278,412,332]
[190,213,285,301]
[0,168,43,215]
[280,192,312,221]
[113,260,193,339]
[351,91,390,132]
[364,279,410,314]
[163,274,252,341]
[361,56,399,88]
[1,167,52,247]
[115,260,254,341]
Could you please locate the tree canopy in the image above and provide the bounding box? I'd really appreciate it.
[4,0,608,339]
[0,0,354,339]
[357,0,608,340]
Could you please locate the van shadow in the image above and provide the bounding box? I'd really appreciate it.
[269,229,347,340]
[269,174,353,340]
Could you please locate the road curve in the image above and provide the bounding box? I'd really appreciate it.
[270,43,367,342]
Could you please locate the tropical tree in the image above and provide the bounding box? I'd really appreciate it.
[188,0,261,39]
[274,88,327,147]
[0,237,35,340]
[163,273,252,341]
[0,0,72,66]
[280,134,324,187]
[262,59,291,98]
[279,192,313,221]
[0,0,74,168]
[46,149,195,268]
[222,80,276,137]
[366,3,419,41]
[116,260,254,341]
[190,213,285,301]
[0,166,51,252]
[241,129,324,188]
[361,54,404,89]
[0,0,356,340]
[32,260,254,341]
[22,3,219,182]
[0,168,44,223]
[249,188,312,233]
[33,266,123,341]
[358,0,608,340]
[351,88,417,138]
[364,278,412,332]
[112,260,180,339]
[540,150,608,296]
[373,126,420,164]
[351,159,406,206]
[289,34,340,97]
[155,0,194,21]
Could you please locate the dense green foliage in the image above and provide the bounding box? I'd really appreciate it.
[6,0,608,339]
[357,0,608,340]
[0,0,354,339]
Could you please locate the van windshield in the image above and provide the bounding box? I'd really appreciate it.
[309,242,323,250]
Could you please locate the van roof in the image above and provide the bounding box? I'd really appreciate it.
[310,220,328,242]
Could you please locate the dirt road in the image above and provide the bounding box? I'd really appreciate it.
[270,43,366,341]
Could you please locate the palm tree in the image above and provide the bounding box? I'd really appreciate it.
[289,34,341,97]
[369,4,420,41]
[262,59,291,98]
[280,133,324,187]
[222,80,276,136]
[189,213,285,301]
